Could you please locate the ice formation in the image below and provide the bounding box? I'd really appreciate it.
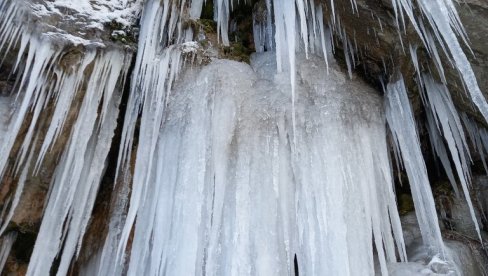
[462,114,488,175]
[0,1,132,275]
[106,51,406,275]
[393,0,488,123]
[421,74,481,240]
[0,0,487,275]
[385,76,445,255]
[0,232,16,273]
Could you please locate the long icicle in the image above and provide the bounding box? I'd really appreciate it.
[422,73,482,240]
[385,75,445,256]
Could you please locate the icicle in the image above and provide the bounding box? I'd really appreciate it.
[0,232,16,272]
[421,74,481,240]
[394,0,488,124]
[190,0,205,18]
[425,109,460,197]
[316,4,329,73]
[0,38,57,180]
[0,7,133,263]
[0,135,36,235]
[96,177,131,276]
[385,75,445,256]
[215,0,231,45]
[111,0,191,271]
[115,51,406,276]
[461,114,488,175]
[26,49,129,276]
[252,1,272,53]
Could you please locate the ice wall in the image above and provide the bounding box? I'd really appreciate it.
[106,51,404,275]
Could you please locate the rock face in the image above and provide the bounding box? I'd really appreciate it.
[318,0,488,125]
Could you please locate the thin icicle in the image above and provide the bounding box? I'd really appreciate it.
[461,114,488,175]
[0,38,57,180]
[26,49,129,276]
[215,0,231,45]
[111,0,192,271]
[394,0,488,124]
[425,109,460,197]
[0,232,16,272]
[422,74,481,240]
[385,75,445,256]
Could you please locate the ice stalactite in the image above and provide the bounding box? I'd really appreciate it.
[0,2,132,275]
[393,0,488,123]
[0,94,12,149]
[425,109,459,196]
[0,232,16,272]
[99,0,193,272]
[461,114,488,175]
[112,51,406,275]
[26,50,129,276]
[215,0,231,45]
[252,1,273,53]
[421,74,482,240]
[1,0,487,274]
[385,76,445,256]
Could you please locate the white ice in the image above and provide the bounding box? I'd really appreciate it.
[385,76,445,256]
[111,51,406,276]
[421,74,481,241]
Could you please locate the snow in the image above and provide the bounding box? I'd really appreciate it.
[30,0,143,29]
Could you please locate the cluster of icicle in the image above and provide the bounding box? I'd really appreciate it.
[0,0,487,275]
[0,1,131,275]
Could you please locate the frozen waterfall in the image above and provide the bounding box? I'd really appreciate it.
[99,52,405,275]
[0,0,487,275]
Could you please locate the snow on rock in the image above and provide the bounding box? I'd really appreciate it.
[30,0,143,30]
[0,0,143,46]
